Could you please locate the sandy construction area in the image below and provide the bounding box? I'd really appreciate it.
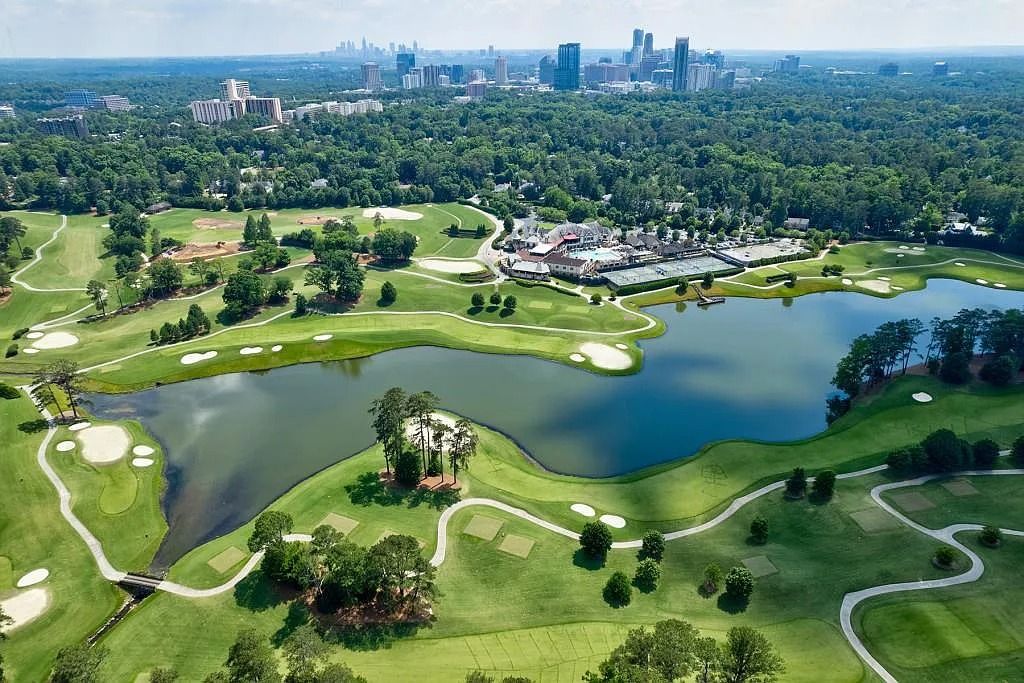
[193,217,243,230]
[857,280,892,294]
[579,342,632,370]
[171,242,240,261]
[363,207,423,221]
[78,425,131,464]
[418,259,484,274]
[1,588,50,630]
[31,332,79,349]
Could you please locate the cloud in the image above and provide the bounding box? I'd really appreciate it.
[2,0,1023,57]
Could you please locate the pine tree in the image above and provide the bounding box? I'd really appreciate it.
[243,215,258,245]
[257,213,274,243]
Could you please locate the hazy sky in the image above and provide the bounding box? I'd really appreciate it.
[3,0,1023,58]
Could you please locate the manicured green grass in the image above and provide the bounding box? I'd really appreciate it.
[10,213,113,290]
[857,535,1024,681]
[881,475,1024,532]
[0,393,122,683]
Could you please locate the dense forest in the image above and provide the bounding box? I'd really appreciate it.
[2,65,1024,251]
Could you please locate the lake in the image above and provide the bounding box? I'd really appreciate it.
[85,280,1024,567]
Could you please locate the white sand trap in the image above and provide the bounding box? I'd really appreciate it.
[571,503,596,517]
[31,332,79,349]
[239,346,263,355]
[912,246,926,251]
[77,425,130,464]
[419,258,484,274]
[897,254,905,258]
[912,392,933,403]
[362,207,423,221]
[898,245,909,250]
[25,331,44,339]
[954,262,967,267]
[579,342,632,370]
[615,343,628,350]
[181,351,217,365]
[858,280,892,294]
[132,457,155,468]
[892,286,904,291]
[994,283,1007,288]
[599,514,626,529]
[976,279,988,285]
[271,345,283,352]
[569,353,586,362]
[403,412,457,448]
[16,569,49,588]
[841,278,853,285]
[132,445,155,457]
[878,277,891,282]
[68,421,91,432]
[55,441,76,452]
[0,588,50,630]
[23,348,39,354]
[313,334,333,342]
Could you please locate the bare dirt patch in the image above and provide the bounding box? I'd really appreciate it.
[297,214,345,226]
[193,218,244,230]
[170,242,241,261]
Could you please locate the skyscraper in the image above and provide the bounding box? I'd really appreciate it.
[396,53,416,78]
[451,64,465,84]
[632,29,644,49]
[362,62,383,91]
[495,56,508,85]
[554,43,581,91]
[643,32,654,56]
[773,55,800,73]
[933,61,949,76]
[538,56,556,85]
[672,37,690,92]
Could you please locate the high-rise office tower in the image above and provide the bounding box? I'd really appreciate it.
[362,62,383,91]
[672,37,690,92]
[933,61,949,76]
[451,64,465,84]
[632,28,644,49]
[538,56,556,85]
[488,44,495,57]
[703,50,725,68]
[421,64,441,87]
[397,53,416,77]
[643,32,654,56]
[495,56,508,85]
[554,43,581,91]
[773,55,800,73]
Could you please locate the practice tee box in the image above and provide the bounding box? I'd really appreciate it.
[941,479,980,497]
[316,512,359,535]
[528,300,553,310]
[890,491,936,512]
[850,509,902,533]
[741,555,778,578]
[207,546,248,574]
[497,534,535,559]
[463,514,503,541]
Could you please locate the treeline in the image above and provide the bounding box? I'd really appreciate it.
[887,428,1024,476]
[3,76,1024,246]
[149,304,210,345]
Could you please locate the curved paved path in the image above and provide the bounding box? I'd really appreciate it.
[11,215,88,293]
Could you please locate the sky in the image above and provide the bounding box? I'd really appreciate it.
[3,0,1024,59]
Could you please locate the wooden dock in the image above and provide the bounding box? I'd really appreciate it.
[692,285,726,307]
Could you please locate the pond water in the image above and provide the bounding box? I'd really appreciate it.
[85,280,1024,567]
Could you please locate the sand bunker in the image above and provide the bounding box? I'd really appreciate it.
[55,441,76,452]
[132,457,155,468]
[579,343,632,370]
[0,588,49,630]
[25,331,44,339]
[912,246,926,251]
[912,392,933,403]
[239,346,263,355]
[132,445,155,457]
[878,277,891,282]
[77,425,130,464]
[16,569,49,588]
[68,422,91,432]
[976,279,989,285]
[362,207,423,221]
[892,286,904,291]
[419,259,484,274]
[614,343,628,350]
[857,280,892,294]
[22,348,39,355]
[898,245,909,250]
[841,278,853,285]
[181,351,218,365]
[313,334,333,342]
[403,412,457,450]
[955,262,967,267]
[994,283,1007,288]
[599,514,627,529]
[570,503,596,517]
[31,332,79,350]
[271,345,283,352]
[569,353,585,363]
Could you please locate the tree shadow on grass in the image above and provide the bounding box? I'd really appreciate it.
[808,492,835,506]
[233,571,289,613]
[326,620,429,651]
[406,486,461,511]
[572,549,606,571]
[345,471,406,508]
[271,601,313,647]
[498,308,515,318]
[466,306,484,316]
[18,419,50,434]
[716,593,749,614]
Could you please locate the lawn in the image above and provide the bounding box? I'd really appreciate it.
[6,212,113,290]
[880,474,1024,532]
[0,392,122,683]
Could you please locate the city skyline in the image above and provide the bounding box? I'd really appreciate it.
[3,0,1024,59]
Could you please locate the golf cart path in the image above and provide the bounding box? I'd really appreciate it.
[10,215,88,293]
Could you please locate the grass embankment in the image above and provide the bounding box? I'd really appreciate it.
[0,391,122,683]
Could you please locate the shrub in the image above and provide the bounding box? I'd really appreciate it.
[972,439,1000,469]
[380,280,397,305]
[724,566,754,600]
[980,525,1002,548]
[579,521,613,559]
[922,429,970,472]
[426,452,442,477]
[933,545,957,569]
[12,327,29,340]
[811,470,836,499]
[294,293,308,316]
[702,563,724,594]
[0,382,21,399]
[471,292,485,308]
[980,354,1017,386]
[394,449,423,487]
[634,558,661,591]
[603,571,632,606]
[590,293,602,305]
[784,467,806,498]
[489,292,502,306]
[502,295,517,311]
[750,516,768,544]
[639,530,665,562]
